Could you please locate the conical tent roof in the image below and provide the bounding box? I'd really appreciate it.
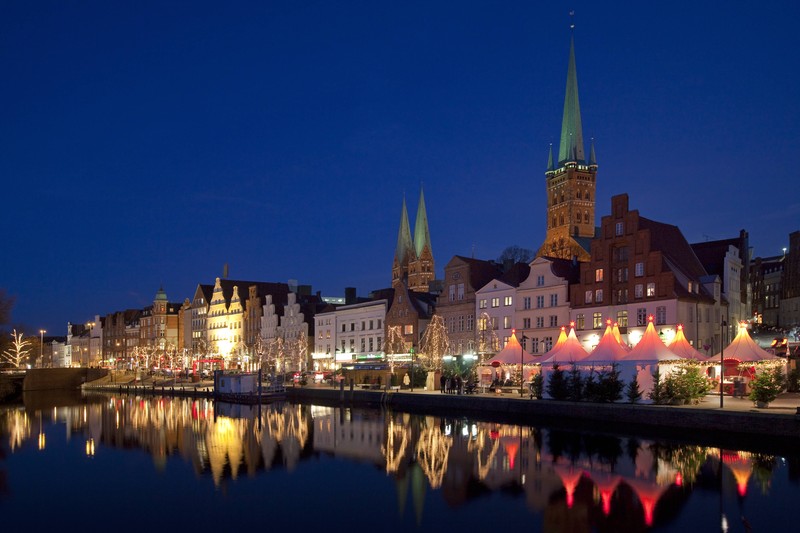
[540,326,589,365]
[581,322,629,364]
[485,330,536,366]
[667,325,708,361]
[612,323,627,347]
[619,319,681,363]
[712,323,781,363]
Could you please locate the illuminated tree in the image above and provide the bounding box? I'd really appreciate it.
[418,315,449,372]
[476,312,499,363]
[384,325,407,374]
[2,329,32,368]
[264,336,285,375]
[288,331,308,373]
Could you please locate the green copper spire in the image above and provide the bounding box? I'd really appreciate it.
[395,196,414,265]
[413,187,432,258]
[557,35,585,165]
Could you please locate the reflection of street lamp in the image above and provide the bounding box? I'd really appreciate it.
[39,329,46,368]
[410,345,416,392]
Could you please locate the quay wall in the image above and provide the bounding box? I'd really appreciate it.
[286,387,800,444]
[24,368,108,391]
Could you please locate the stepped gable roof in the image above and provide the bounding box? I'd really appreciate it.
[453,255,505,291]
[581,322,630,364]
[541,255,583,283]
[619,319,681,363]
[409,290,437,319]
[638,217,715,303]
[485,331,536,366]
[712,323,781,362]
[667,324,708,361]
[540,326,589,365]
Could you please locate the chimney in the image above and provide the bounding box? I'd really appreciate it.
[223,263,229,279]
[345,287,357,305]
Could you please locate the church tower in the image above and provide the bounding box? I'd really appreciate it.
[535,23,597,262]
[392,188,435,292]
[408,187,435,292]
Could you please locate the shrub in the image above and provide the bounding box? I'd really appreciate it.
[583,369,600,402]
[566,365,584,401]
[547,364,569,400]
[649,368,665,404]
[749,367,785,406]
[625,373,643,403]
[530,373,544,399]
[597,364,624,403]
[787,368,800,392]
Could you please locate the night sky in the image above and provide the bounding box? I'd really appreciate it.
[2,1,798,336]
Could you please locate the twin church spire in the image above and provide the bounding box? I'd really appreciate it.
[393,188,435,292]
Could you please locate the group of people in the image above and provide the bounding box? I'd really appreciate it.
[439,374,476,394]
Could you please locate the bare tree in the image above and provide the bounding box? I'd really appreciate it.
[384,325,408,373]
[2,329,32,368]
[418,315,449,372]
[497,245,533,264]
[477,312,499,364]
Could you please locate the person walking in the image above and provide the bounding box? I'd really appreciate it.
[440,374,446,393]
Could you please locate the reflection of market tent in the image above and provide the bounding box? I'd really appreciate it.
[580,322,629,365]
[554,464,584,508]
[721,450,752,497]
[485,330,536,366]
[501,436,520,470]
[625,478,672,526]
[539,327,589,365]
[667,324,708,361]
[590,471,622,515]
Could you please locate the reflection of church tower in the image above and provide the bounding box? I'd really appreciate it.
[392,188,435,292]
[536,23,597,262]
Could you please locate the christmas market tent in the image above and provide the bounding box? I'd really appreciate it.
[539,326,589,365]
[617,318,682,401]
[580,321,630,365]
[710,322,783,388]
[484,330,537,383]
[666,324,708,361]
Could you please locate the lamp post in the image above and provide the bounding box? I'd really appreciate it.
[85,321,95,367]
[39,329,46,368]
[720,320,727,408]
[410,346,415,392]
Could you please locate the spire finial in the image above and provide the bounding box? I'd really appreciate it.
[569,10,575,30]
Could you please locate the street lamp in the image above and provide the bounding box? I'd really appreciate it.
[39,329,46,368]
[85,321,95,367]
[720,320,727,408]
[410,345,415,392]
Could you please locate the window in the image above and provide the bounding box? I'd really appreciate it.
[377,319,382,329]
[341,324,346,332]
[467,314,474,331]
[549,315,558,327]
[592,312,603,329]
[635,284,643,298]
[656,306,666,325]
[585,290,593,304]
[688,306,694,323]
[646,283,656,297]
[616,267,628,282]
[404,324,414,335]
[615,222,624,236]
[377,337,382,351]
[576,314,585,330]
[637,308,647,326]
[688,281,693,293]
[595,289,603,303]
[595,268,604,282]
[617,310,628,327]
[635,262,644,277]
[449,285,455,302]
[479,299,487,309]
[536,317,544,328]
[503,316,511,329]
[616,289,628,304]
[504,296,513,306]
[523,317,531,328]
[550,294,558,307]
[537,275,545,286]
[350,323,355,331]
[341,340,346,352]
[523,297,531,310]
[457,283,465,300]
[531,337,540,353]
[490,317,498,330]
[459,315,465,331]
[369,320,373,330]
[361,321,365,331]
[491,298,500,308]
[369,338,374,351]
[544,337,553,351]
[536,296,544,308]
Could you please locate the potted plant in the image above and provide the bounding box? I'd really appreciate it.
[748,367,785,408]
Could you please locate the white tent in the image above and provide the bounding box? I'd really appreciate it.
[617,318,682,401]
[485,330,536,366]
[666,324,708,362]
[712,322,782,363]
[539,326,589,365]
[580,322,630,365]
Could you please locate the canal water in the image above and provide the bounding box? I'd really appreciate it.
[1,393,797,532]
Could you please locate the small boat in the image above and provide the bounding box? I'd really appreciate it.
[212,370,286,404]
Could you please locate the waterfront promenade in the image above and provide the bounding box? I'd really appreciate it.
[81,372,800,445]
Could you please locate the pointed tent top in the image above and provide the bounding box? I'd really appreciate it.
[546,143,554,171]
[667,324,708,361]
[620,320,681,362]
[557,33,585,165]
[582,323,629,364]
[712,322,780,362]
[413,186,432,258]
[395,196,414,265]
[539,325,589,364]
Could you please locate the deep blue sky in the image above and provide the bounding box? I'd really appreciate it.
[2,1,799,336]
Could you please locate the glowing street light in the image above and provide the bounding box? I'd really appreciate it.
[39,329,46,368]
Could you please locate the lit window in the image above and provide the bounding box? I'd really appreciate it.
[595,268,604,282]
[491,297,499,308]
[503,316,511,329]
[575,314,585,330]
[592,312,603,328]
[479,299,487,309]
[504,296,513,306]
[637,308,647,326]
[647,283,656,297]
[615,222,624,236]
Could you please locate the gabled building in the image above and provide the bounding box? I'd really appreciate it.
[691,229,751,329]
[101,308,142,368]
[536,28,598,262]
[392,188,435,292]
[474,262,532,356]
[139,287,182,352]
[385,278,437,353]
[570,194,722,353]
[515,256,581,355]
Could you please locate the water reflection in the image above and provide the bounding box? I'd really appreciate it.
[1,395,798,530]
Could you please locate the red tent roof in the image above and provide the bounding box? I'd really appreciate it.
[619,318,681,363]
[540,326,589,365]
[485,330,536,366]
[581,322,630,364]
[667,324,708,361]
[712,322,781,362]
